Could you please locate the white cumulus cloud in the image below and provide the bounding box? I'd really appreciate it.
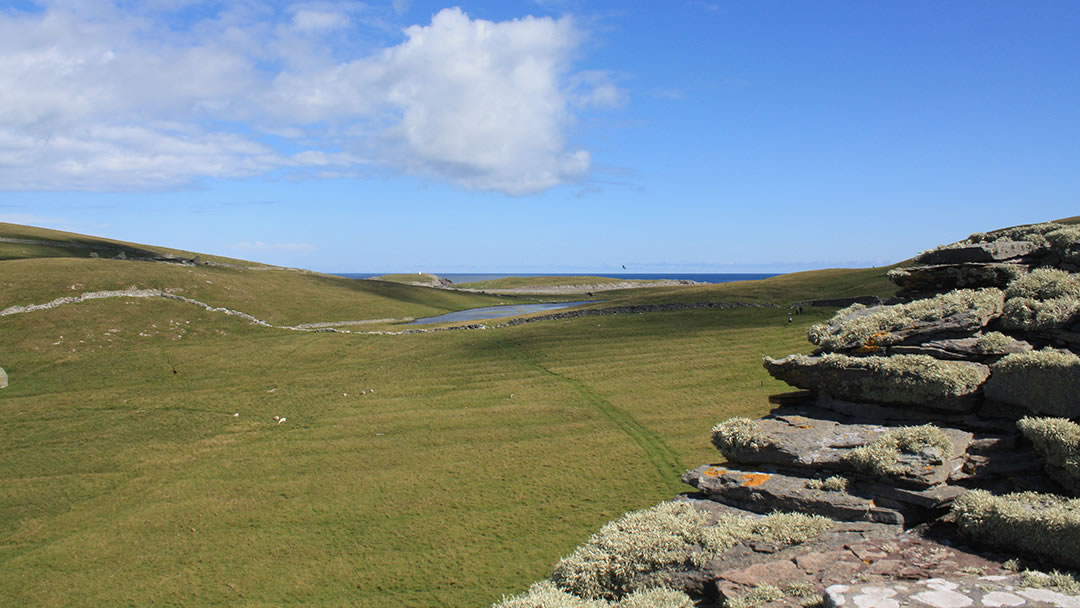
[0,3,623,195]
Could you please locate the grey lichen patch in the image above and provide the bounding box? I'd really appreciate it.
[985,350,1080,417]
[550,501,832,601]
[843,424,954,478]
[953,489,1080,570]
[1016,417,1080,488]
[712,418,776,460]
[806,475,850,492]
[807,289,1004,352]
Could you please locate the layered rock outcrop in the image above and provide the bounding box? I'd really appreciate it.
[495,221,1080,608]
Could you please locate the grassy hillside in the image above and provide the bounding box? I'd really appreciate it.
[0,224,525,326]
[0,224,901,607]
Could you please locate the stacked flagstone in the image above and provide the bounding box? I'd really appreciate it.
[495,222,1080,608]
[677,222,1080,606]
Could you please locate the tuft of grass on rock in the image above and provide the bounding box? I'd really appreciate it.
[1016,416,1080,487]
[953,490,1080,570]
[1018,569,1080,595]
[806,475,849,492]
[1000,268,1080,331]
[985,350,1080,417]
[550,502,832,601]
[711,418,776,460]
[844,424,953,478]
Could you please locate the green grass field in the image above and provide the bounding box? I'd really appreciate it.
[0,224,899,606]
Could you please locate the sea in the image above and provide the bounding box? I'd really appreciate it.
[334,272,780,284]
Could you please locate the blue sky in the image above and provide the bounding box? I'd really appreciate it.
[1,1,1077,273]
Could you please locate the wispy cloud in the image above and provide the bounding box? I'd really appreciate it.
[0,3,625,195]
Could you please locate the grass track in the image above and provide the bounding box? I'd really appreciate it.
[494,334,685,487]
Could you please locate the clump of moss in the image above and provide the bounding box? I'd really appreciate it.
[985,350,1080,417]
[1046,226,1080,264]
[711,418,775,460]
[1000,268,1080,331]
[975,331,1018,353]
[953,489,1080,570]
[807,289,1004,352]
[725,582,820,608]
[1016,417,1080,488]
[800,353,989,405]
[843,424,954,478]
[806,475,849,492]
[550,502,832,600]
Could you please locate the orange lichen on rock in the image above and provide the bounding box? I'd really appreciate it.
[739,473,771,487]
[703,467,727,477]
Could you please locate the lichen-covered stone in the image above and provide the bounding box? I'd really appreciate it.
[0,366,6,389]
[985,350,1080,417]
[683,465,905,525]
[807,290,1005,353]
[764,354,990,412]
[825,575,1080,608]
[915,240,1039,265]
[889,263,1028,294]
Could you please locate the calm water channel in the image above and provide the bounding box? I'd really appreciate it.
[408,301,596,325]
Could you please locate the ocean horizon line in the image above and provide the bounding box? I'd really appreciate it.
[334,272,782,285]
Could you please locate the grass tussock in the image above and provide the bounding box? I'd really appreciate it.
[953,490,1080,570]
[806,475,849,492]
[711,418,775,460]
[843,424,954,478]
[1000,268,1080,331]
[1018,569,1080,595]
[807,289,1004,352]
[550,502,832,601]
[725,582,820,608]
[492,581,694,608]
[986,350,1080,416]
[1016,417,1080,487]
[975,331,1019,353]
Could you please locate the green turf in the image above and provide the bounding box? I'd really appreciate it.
[0,223,899,607]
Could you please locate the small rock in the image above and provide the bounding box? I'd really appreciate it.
[0,366,6,389]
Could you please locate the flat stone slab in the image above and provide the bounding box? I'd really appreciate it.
[890,263,1029,293]
[890,337,1033,361]
[825,575,1080,608]
[707,527,1013,608]
[683,465,905,525]
[710,412,973,488]
[916,241,1039,265]
[764,355,990,413]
